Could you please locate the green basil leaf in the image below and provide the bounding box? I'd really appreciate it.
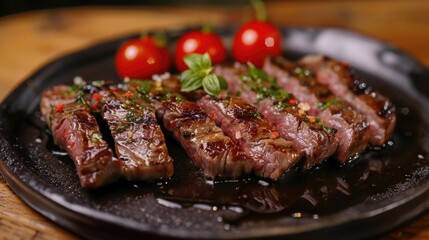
[179,69,192,82]
[202,74,221,96]
[218,76,228,90]
[201,53,212,70]
[183,54,203,70]
[181,72,204,92]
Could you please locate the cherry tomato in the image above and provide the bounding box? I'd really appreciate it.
[232,20,282,67]
[174,31,227,72]
[115,36,171,79]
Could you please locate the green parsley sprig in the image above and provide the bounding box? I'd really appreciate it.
[179,53,227,97]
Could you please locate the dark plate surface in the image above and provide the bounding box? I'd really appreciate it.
[1,26,429,240]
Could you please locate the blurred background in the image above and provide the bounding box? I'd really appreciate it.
[1,0,243,17]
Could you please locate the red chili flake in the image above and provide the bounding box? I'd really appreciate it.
[271,131,279,138]
[210,112,216,120]
[56,103,64,113]
[124,91,133,98]
[92,93,101,100]
[289,98,297,105]
[307,116,316,123]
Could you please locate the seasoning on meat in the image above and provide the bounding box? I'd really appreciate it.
[49,101,121,188]
[299,55,396,145]
[198,96,302,179]
[264,57,371,162]
[128,80,254,179]
[99,88,173,180]
[214,64,337,168]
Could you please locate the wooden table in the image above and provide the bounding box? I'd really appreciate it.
[1,1,428,239]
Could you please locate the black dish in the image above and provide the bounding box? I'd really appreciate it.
[1,26,429,240]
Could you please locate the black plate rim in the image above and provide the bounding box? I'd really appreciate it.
[1,26,429,240]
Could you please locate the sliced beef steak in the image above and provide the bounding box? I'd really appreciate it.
[198,96,302,179]
[161,97,253,178]
[264,57,370,162]
[40,85,77,125]
[50,102,121,188]
[99,88,173,180]
[214,65,337,168]
[299,55,396,145]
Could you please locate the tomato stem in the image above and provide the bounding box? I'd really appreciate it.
[152,32,168,48]
[249,0,267,21]
[201,24,213,33]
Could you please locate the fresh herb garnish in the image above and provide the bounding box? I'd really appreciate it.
[315,117,333,133]
[76,90,89,108]
[317,98,343,111]
[293,67,311,78]
[125,112,138,122]
[275,101,290,110]
[135,80,154,95]
[66,84,84,95]
[116,123,129,132]
[179,53,227,97]
[245,63,290,101]
[91,80,105,88]
[91,133,102,142]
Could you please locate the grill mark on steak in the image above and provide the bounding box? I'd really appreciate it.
[99,89,174,181]
[198,96,302,179]
[161,97,253,178]
[126,81,254,179]
[299,55,396,145]
[49,102,121,188]
[214,65,337,168]
[264,57,370,162]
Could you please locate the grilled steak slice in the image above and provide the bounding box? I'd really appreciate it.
[161,97,253,178]
[50,102,120,188]
[198,96,302,179]
[40,85,77,125]
[299,55,396,145]
[99,89,173,181]
[264,57,370,162]
[214,65,337,168]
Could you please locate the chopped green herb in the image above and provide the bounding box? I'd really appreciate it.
[315,117,333,133]
[91,80,105,88]
[293,67,311,78]
[317,98,343,111]
[174,95,184,103]
[136,80,155,95]
[275,101,290,110]
[66,84,83,94]
[125,112,137,122]
[116,123,129,132]
[252,111,261,118]
[91,133,102,142]
[76,90,89,107]
[244,64,291,102]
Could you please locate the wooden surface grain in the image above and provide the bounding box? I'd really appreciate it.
[0,1,428,239]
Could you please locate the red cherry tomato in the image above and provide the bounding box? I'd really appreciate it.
[232,20,282,67]
[175,31,227,72]
[115,36,171,79]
